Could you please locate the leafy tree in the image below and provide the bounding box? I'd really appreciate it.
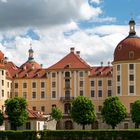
[71,96,96,129]
[101,96,127,129]
[0,110,4,126]
[51,106,63,121]
[5,97,28,130]
[131,100,140,128]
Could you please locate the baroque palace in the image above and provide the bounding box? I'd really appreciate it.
[0,19,140,129]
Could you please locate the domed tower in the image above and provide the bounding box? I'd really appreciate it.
[113,18,140,113]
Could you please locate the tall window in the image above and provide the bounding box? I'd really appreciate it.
[2,70,4,75]
[41,106,45,112]
[32,92,36,98]
[91,90,95,97]
[80,90,83,96]
[108,80,112,86]
[26,122,31,129]
[129,64,134,70]
[79,81,83,87]
[117,75,120,82]
[41,91,45,98]
[108,90,112,97]
[129,75,134,81]
[117,86,120,95]
[41,82,45,88]
[32,82,36,88]
[98,90,102,97]
[52,82,56,88]
[129,85,134,94]
[2,90,4,97]
[98,80,102,86]
[90,80,94,87]
[52,91,56,98]
[79,71,83,77]
[2,80,4,86]
[23,82,27,88]
[15,83,18,88]
[52,72,56,77]
[117,65,120,71]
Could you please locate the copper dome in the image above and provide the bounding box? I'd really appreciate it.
[113,36,140,62]
[113,19,140,62]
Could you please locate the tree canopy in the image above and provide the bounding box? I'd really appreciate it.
[51,106,63,121]
[131,100,140,128]
[71,96,96,129]
[5,97,28,130]
[101,96,127,129]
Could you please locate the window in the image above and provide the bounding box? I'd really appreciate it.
[23,82,27,88]
[79,81,83,87]
[129,85,134,94]
[23,92,27,99]
[108,90,112,96]
[7,91,10,98]
[32,92,36,98]
[79,71,83,77]
[129,64,134,70]
[32,82,36,88]
[91,90,95,97]
[2,70,4,75]
[98,80,102,86]
[129,75,134,81]
[52,91,56,98]
[80,90,83,96]
[98,90,102,97]
[41,82,45,88]
[41,106,45,112]
[117,75,120,82]
[32,106,36,111]
[26,122,31,129]
[124,123,128,129]
[129,51,134,59]
[15,92,18,97]
[117,65,120,71]
[65,79,70,88]
[52,81,55,88]
[90,81,94,87]
[98,106,102,112]
[7,82,9,88]
[117,86,120,95]
[2,80,4,86]
[41,91,45,98]
[52,72,56,77]
[108,80,112,86]
[2,90,4,97]
[65,72,70,77]
[15,83,18,88]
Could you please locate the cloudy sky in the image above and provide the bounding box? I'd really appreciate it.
[0,0,140,67]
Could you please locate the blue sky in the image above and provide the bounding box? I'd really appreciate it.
[0,0,140,67]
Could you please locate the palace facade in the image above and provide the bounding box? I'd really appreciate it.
[0,19,140,129]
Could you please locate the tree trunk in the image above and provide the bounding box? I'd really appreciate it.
[82,124,85,130]
[112,125,115,129]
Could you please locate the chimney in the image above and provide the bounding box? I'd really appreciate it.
[70,47,75,53]
[76,51,80,57]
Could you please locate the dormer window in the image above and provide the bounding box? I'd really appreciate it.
[64,64,70,69]
[129,51,134,59]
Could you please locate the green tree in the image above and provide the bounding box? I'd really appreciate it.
[5,97,28,130]
[51,106,63,121]
[71,96,96,129]
[0,111,4,126]
[131,100,140,128]
[101,96,127,129]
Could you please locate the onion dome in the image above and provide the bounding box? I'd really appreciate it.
[113,18,140,62]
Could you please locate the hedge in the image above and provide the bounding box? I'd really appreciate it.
[0,130,140,140]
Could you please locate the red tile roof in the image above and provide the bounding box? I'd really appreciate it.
[20,61,42,70]
[48,51,91,70]
[90,66,113,77]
